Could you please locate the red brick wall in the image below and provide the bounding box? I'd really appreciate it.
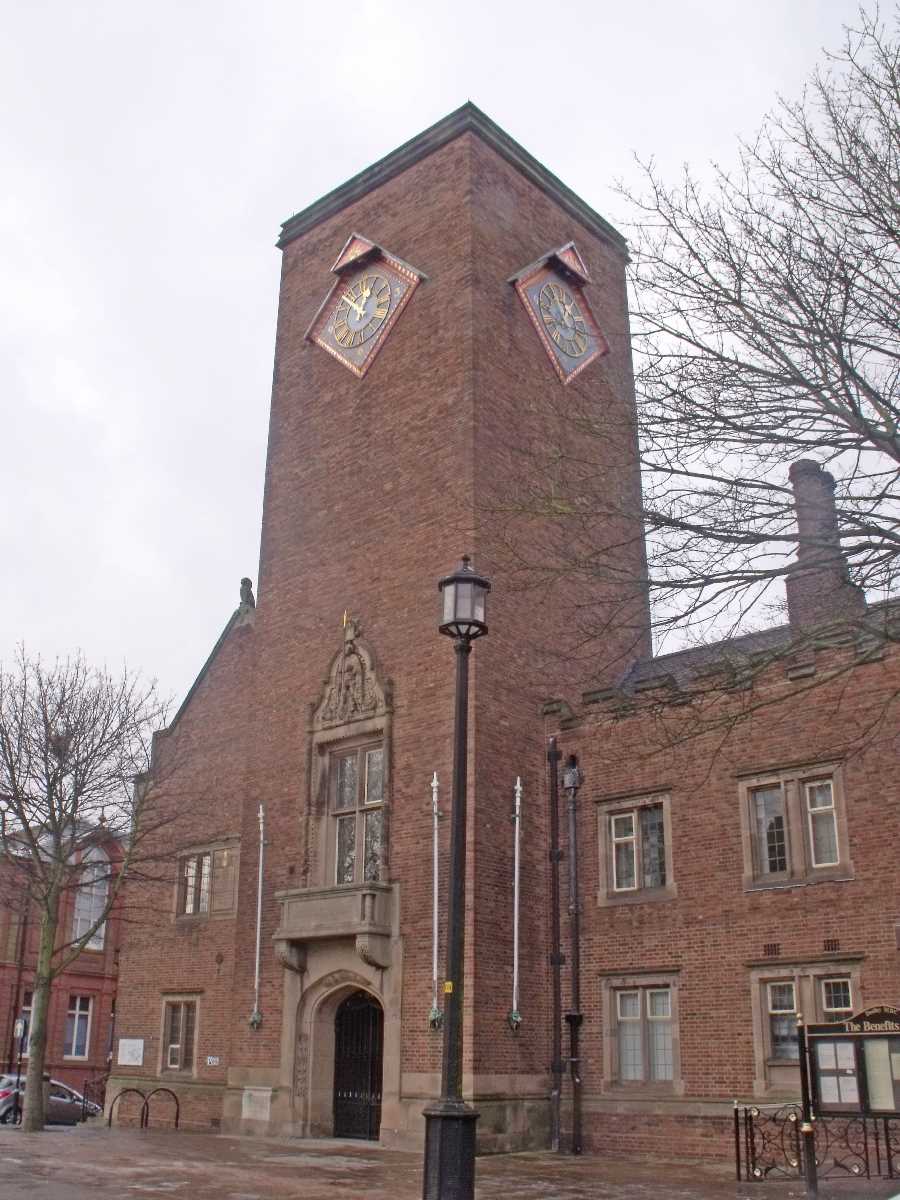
[554,641,900,1158]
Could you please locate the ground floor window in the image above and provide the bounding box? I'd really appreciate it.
[601,972,681,1090]
[750,963,859,1095]
[163,999,197,1072]
[18,991,33,1057]
[64,995,92,1059]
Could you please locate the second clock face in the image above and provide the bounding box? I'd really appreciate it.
[516,265,609,384]
[538,281,589,359]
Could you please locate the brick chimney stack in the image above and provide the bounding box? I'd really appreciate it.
[785,459,866,630]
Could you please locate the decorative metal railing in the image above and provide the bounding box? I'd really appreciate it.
[735,1103,900,1182]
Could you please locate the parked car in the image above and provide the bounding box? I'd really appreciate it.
[0,1075,101,1124]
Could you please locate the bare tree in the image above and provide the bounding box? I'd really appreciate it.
[508,8,898,663]
[0,649,168,1131]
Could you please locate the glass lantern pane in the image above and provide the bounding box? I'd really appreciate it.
[473,588,486,623]
[457,581,473,620]
[442,583,456,625]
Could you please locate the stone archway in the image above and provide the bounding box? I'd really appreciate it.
[294,971,382,1138]
[332,990,384,1139]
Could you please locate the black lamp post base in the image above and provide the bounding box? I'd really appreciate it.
[422,1100,480,1200]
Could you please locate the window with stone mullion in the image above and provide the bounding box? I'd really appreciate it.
[333,744,385,885]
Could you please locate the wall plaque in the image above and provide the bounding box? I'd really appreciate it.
[117,1038,144,1066]
[241,1086,272,1122]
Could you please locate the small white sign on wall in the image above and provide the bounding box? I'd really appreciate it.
[117,1038,144,1066]
[206,1055,220,1067]
[241,1086,272,1122]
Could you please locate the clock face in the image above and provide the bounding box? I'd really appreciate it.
[333,273,393,349]
[515,265,609,384]
[538,281,589,359]
[309,249,422,378]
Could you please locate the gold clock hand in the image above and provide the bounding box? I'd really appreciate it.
[341,292,365,319]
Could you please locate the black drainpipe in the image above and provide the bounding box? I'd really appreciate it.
[563,754,584,1155]
[547,737,564,1153]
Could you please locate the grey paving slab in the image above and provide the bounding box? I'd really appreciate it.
[0,1126,897,1200]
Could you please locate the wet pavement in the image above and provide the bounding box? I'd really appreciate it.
[0,1125,898,1200]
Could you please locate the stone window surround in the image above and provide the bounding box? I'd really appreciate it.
[747,957,863,1098]
[599,968,683,1096]
[737,760,854,892]
[173,835,241,921]
[309,715,391,891]
[158,992,202,1076]
[596,789,676,906]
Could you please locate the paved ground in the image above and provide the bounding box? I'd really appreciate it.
[1,1126,898,1200]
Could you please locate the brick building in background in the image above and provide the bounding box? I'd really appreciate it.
[0,829,122,1096]
[106,105,899,1158]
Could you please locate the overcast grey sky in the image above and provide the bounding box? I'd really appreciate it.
[1,0,858,707]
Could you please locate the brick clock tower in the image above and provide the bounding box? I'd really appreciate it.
[110,104,650,1149]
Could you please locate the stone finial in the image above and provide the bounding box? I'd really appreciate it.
[240,578,256,609]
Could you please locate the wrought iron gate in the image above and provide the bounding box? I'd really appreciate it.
[735,1103,900,1182]
[333,991,383,1140]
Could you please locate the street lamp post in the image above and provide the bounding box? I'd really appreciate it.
[423,556,490,1200]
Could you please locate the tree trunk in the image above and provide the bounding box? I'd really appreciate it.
[21,892,60,1132]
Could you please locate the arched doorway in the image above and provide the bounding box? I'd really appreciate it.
[332,990,383,1139]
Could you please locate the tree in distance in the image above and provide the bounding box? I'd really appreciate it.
[0,649,170,1132]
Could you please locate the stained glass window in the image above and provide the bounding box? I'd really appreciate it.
[331,743,385,885]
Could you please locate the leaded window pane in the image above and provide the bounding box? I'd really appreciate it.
[619,1019,643,1080]
[198,854,211,913]
[612,814,634,839]
[648,989,670,1018]
[810,810,838,866]
[336,756,358,811]
[365,749,384,806]
[614,841,636,890]
[182,858,197,913]
[770,1014,799,1060]
[649,1016,673,1080]
[824,979,852,1016]
[183,1003,196,1065]
[364,809,384,881]
[617,991,640,1019]
[769,982,795,1011]
[336,815,356,885]
[807,782,833,810]
[754,787,788,873]
[640,805,666,888]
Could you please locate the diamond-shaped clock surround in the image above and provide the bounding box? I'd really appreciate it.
[305,234,425,379]
[510,242,609,385]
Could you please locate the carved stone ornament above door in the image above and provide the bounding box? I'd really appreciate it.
[311,617,393,732]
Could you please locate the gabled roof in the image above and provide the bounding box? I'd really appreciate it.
[277,102,627,255]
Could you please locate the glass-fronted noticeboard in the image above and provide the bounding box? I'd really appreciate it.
[808,1006,900,1116]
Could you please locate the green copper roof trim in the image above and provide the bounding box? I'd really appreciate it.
[277,102,627,255]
